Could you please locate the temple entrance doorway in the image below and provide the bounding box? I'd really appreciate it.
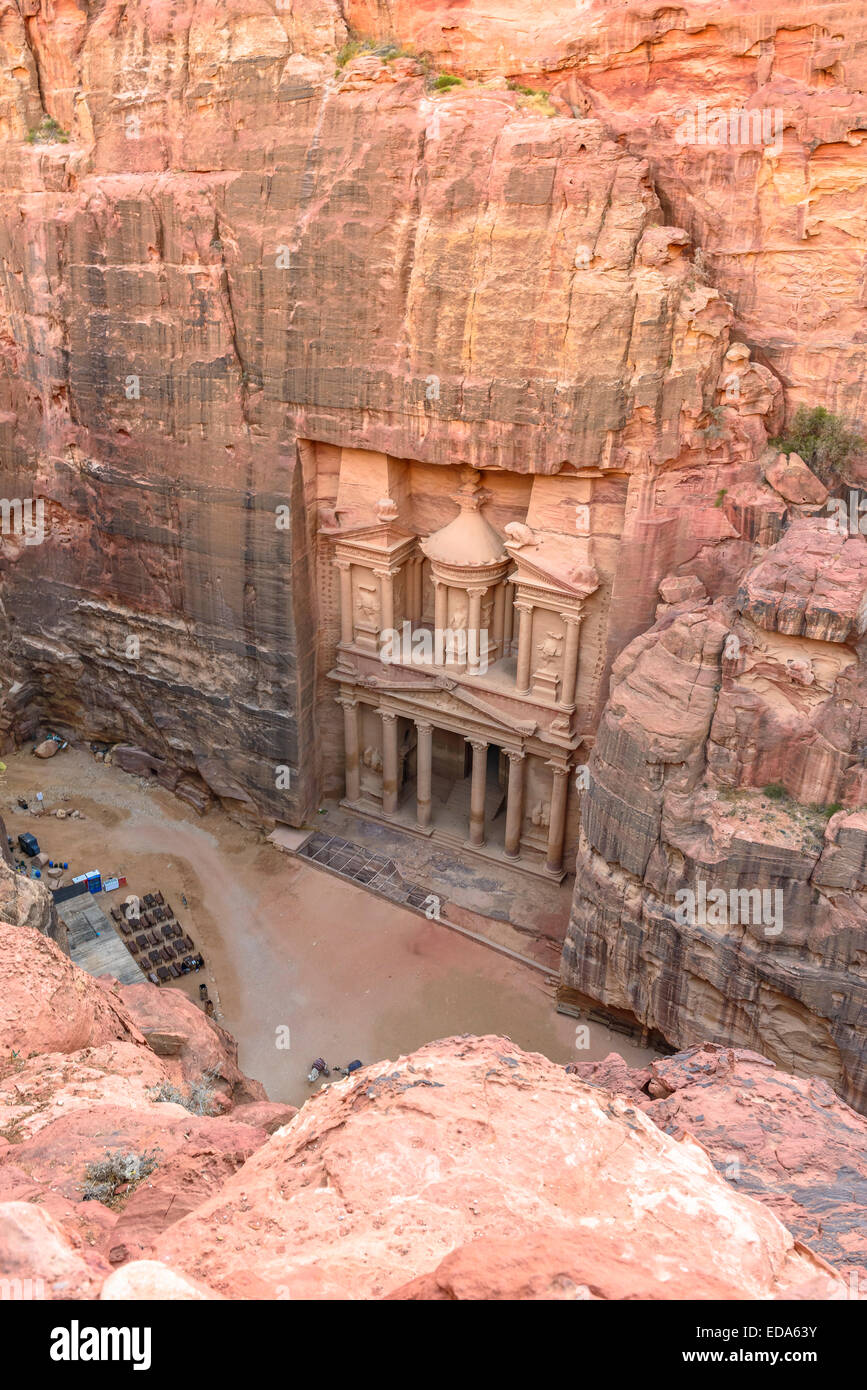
[427,731,506,845]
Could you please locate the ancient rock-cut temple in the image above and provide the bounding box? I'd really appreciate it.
[320,453,600,877]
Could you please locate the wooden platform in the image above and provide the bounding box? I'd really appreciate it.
[58,892,142,986]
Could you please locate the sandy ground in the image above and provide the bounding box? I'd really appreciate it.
[1,747,657,1106]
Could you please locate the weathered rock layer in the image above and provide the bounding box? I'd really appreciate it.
[0,900,856,1300]
[561,518,867,1111]
[0,1,865,1105]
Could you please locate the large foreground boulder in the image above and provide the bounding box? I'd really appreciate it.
[574,1043,867,1289]
[0,904,854,1300]
[152,1036,843,1300]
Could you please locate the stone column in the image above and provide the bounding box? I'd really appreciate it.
[335,561,353,645]
[466,738,488,847]
[515,601,534,694]
[504,578,515,653]
[545,762,569,876]
[492,582,506,659]
[374,568,394,650]
[408,556,420,623]
[416,556,426,623]
[467,585,486,674]
[559,614,582,709]
[415,720,433,829]
[338,697,361,802]
[434,580,448,650]
[503,749,526,859]
[380,710,399,815]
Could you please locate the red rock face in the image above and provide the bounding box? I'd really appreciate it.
[573,1044,867,1289]
[147,1033,845,1301]
[0,900,856,1299]
[0,0,792,825]
[0,908,276,1288]
[0,2,864,1139]
[345,0,867,421]
[560,517,867,1111]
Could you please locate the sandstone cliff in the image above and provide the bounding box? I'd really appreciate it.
[574,1042,867,1289]
[344,0,867,427]
[561,516,867,1111]
[0,1,865,1130]
[0,909,857,1300]
[0,0,802,824]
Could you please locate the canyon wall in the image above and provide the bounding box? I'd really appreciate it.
[344,0,867,426]
[561,517,867,1111]
[0,2,864,1097]
[0,0,810,824]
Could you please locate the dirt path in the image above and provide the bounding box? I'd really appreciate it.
[1,747,657,1105]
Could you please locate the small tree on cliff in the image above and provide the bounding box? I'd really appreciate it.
[771,405,864,486]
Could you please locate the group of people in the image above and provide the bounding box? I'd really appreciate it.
[199,981,215,1017]
[307,1057,363,1083]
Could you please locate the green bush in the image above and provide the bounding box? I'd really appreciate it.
[433,73,463,91]
[763,783,788,801]
[336,37,417,71]
[335,38,366,68]
[506,80,557,115]
[770,405,864,485]
[26,114,69,144]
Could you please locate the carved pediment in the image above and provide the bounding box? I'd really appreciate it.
[331,523,418,566]
[507,534,599,600]
[409,682,537,737]
[327,664,537,738]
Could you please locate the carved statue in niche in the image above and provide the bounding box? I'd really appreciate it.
[356,585,380,622]
[480,597,494,631]
[538,631,563,664]
[361,746,382,773]
[449,607,467,631]
[531,799,551,829]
